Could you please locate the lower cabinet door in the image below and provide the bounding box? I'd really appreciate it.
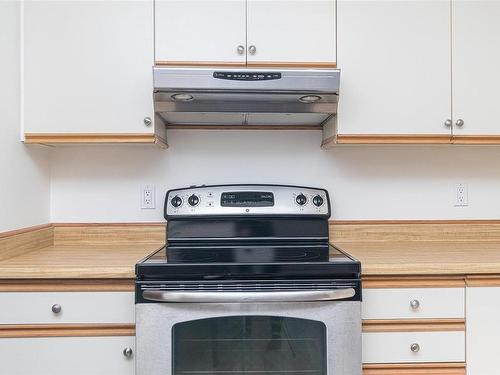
[363,331,465,363]
[0,336,135,375]
[466,286,500,375]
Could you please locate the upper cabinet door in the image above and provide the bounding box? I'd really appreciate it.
[246,0,336,67]
[23,1,157,138]
[452,0,500,141]
[155,0,246,65]
[335,0,452,142]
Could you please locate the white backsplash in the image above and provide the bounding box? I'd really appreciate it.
[49,130,500,222]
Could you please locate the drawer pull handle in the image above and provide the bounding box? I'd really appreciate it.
[410,343,420,353]
[123,347,133,358]
[410,299,420,310]
[51,304,62,314]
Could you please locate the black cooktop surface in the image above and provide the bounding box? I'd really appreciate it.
[136,244,360,281]
[145,244,354,264]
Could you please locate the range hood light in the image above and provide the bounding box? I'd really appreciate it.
[299,95,322,103]
[171,93,194,102]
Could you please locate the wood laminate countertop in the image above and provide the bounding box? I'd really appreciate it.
[335,240,500,276]
[3,222,500,279]
[0,244,161,279]
[1,240,500,279]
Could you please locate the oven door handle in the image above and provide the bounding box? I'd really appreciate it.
[142,288,356,303]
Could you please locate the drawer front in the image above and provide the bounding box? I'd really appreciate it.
[0,292,134,324]
[0,336,134,375]
[362,288,465,319]
[363,331,465,363]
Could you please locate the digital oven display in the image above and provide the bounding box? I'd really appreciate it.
[221,192,274,207]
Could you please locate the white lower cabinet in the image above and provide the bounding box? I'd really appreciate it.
[0,292,135,324]
[363,331,465,364]
[0,336,135,375]
[362,288,465,320]
[466,286,500,375]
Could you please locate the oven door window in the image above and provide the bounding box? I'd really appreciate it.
[172,316,327,375]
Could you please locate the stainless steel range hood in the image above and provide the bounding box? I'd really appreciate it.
[153,67,340,128]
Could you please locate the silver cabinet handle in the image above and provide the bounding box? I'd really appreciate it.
[248,45,257,55]
[410,343,420,352]
[143,117,152,127]
[410,299,420,310]
[444,119,452,127]
[142,288,355,303]
[51,304,62,314]
[456,119,464,127]
[237,45,245,55]
[123,347,133,358]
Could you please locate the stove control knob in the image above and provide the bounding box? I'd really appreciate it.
[188,194,200,206]
[170,195,183,208]
[313,195,324,207]
[295,194,307,206]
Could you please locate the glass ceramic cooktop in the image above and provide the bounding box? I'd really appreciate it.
[143,244,355,264]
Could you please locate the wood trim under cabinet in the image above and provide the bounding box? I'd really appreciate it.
[0,279,134,292]
[363,362,466,375]
[0,324,135,338]
[335,134,452,144]
[155,61,246,67]
[246,61,337,68]
[362,276,466,289]
[24,133,167,147]
[362,319,465,333]
[453,135,500,144]
[466,275,500,287]
[155,61,337,69]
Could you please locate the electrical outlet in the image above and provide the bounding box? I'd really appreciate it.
[141,185,155,209]
[454,183,468,207]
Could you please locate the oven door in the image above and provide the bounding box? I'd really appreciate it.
[136,290,361,375]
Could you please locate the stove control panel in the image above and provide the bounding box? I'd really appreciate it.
[165,185,330,218]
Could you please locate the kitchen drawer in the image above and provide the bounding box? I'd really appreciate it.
[0,292,134,324]
[362,288,464,319]
[0,336,134,375]
[363,331,465,363]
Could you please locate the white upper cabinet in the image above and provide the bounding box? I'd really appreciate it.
[246,0,336,66]
[155,0,247,65]
[155,0,336,67]
[452,0,500,139]
[22,1,163,144]
[335,0,452,140]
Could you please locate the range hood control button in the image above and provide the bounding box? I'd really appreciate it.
[171,196,183,208]
[188,194,200,207]
[296,194,307,206]
[313,195,324,207]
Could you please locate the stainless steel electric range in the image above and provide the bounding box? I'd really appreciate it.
[135,184,362,375]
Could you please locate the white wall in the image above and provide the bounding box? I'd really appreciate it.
[0,1,50,232]
[50,130,500,222]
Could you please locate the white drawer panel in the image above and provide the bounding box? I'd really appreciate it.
[363,331,465,363]
[0,292,134,324]
[0,336,134,375]
[362,288,464,319]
